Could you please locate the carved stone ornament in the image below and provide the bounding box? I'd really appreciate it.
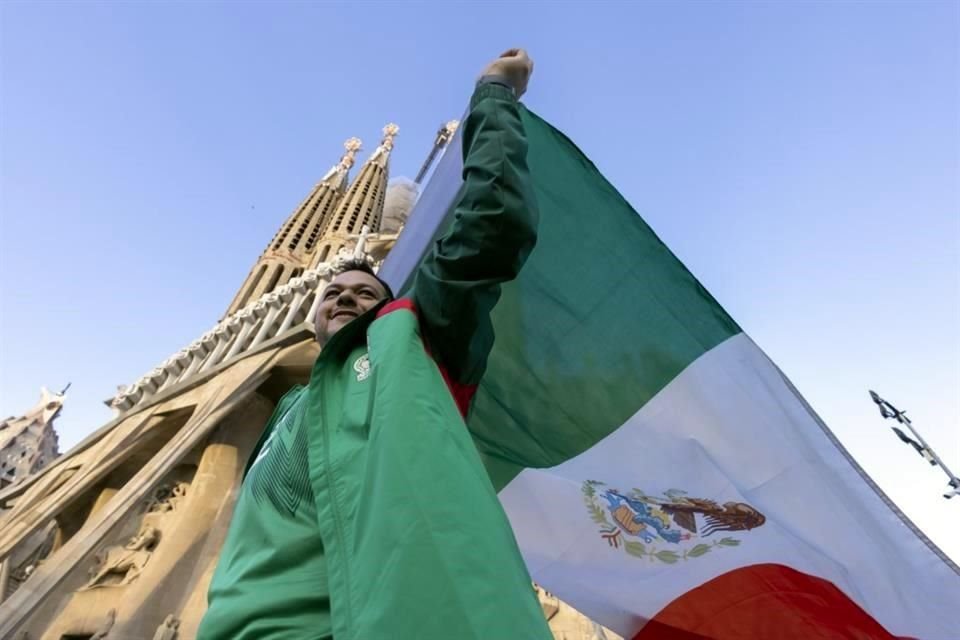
[339,137,362,171]
[152,614,180,640]
[83,526,159,589]
[381,123,399,150]
[90,608,116,639]
[335,245,354,262]
[359,233,399,262]
[145,481,189,514]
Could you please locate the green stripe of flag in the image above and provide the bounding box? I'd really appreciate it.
[461,107,741,490]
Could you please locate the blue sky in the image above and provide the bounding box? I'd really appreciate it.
[1,1,957,563]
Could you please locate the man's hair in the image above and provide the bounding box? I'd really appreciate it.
[333,259,396,300]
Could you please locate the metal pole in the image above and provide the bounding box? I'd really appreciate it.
[414,120,459,185]
[870,390,960,499]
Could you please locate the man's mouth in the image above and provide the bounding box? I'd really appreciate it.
[332,310,357,320]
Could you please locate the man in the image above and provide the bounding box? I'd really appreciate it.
[198,49,552,639]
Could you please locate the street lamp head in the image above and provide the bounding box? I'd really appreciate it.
[869,390,899,420]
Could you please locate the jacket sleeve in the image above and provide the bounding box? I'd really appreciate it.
[412,82,539,385]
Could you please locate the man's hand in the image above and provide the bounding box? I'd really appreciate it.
[480,49,534,98]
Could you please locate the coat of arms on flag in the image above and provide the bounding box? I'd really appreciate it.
[582,480,766,564]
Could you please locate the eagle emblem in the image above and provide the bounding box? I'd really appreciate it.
[353,354,371,382]
[582,480,766,564]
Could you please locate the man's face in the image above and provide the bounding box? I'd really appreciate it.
[314,270,389,345]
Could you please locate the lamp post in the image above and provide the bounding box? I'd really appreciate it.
[869,390,960,499]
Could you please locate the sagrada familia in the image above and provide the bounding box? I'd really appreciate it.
[0,124,618,639]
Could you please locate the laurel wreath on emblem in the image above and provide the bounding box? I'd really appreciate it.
[582,480,766,564]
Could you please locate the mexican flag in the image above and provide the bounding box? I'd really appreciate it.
[379,107,960,640]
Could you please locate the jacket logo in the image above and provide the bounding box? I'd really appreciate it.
[354,354,371,382]
[582,480,766,564]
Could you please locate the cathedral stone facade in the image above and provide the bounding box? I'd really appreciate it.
[0,124,617,640]
[1,387,63,491]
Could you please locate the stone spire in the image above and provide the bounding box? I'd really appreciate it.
[0,387,63,489]
[266,137,361,255]
[314,124,398,262]
[224,138,362,316]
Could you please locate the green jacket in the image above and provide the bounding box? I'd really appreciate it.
[199,82,551,639]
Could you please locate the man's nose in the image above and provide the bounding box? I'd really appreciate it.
[336,290,357,306]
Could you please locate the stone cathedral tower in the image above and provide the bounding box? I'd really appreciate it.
[0,123,615,640]
[0,387,63,491]
[223,137,363,317]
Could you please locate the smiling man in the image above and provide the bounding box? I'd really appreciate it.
[198,49,552,640]
[315,260,395,343]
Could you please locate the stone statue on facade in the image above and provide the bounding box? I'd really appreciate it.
[145,482,189,514]
[355,232,400,263]
[84,526,159,589]
[152,614,180,640]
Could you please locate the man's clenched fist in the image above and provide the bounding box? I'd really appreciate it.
[480,49,534,98]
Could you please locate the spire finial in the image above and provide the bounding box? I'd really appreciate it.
[339,137,363,171]
[381,123,399,151]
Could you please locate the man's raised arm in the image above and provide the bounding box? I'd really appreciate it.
[412,49,538,385]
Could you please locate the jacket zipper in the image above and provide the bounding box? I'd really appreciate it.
[313,302,386,637]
